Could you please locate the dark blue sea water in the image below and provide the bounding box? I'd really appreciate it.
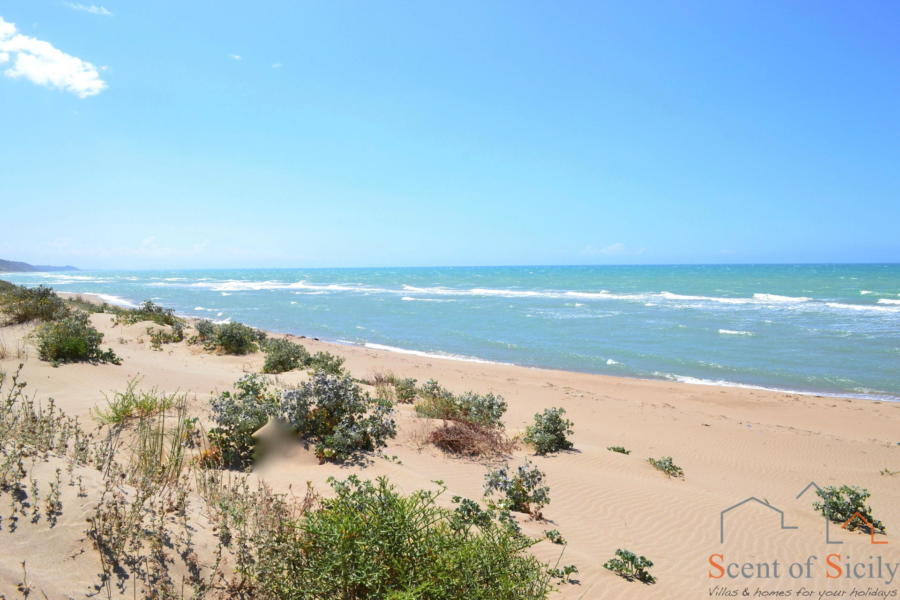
[4,264,898,401]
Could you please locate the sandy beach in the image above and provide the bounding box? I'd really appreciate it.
[0,292,895,598]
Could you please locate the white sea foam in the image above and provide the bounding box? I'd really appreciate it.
[877,299,900,305]
[363,342,502,364]
[860,290,874,295]
[825,302,900,313]
[606,358,621,365]
[718,329,753,336]
[95,294,139,308]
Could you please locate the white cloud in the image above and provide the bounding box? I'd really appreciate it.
[271,62,282,69]
[0,16,106,98]
[66,3,112,16]
[229,54,242,61]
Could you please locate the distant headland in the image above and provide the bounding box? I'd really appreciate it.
[0,258,78,273]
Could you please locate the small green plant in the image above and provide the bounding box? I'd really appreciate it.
[648,456,684,478]
[484,460,550,518]
[608,446,631,455]
[813,485,885,534]
[881,468,898,477]
[306,350,345,375]
[261,338,310,373]
[281,372,396,463]
[0,284,69,324]
[547,564,579,582]
[207,374,280,469]
[524,407,573,455]
[112,300,182,327]
[370,372,418,404]
[603,549,656,583]
[94,378,179,425]
[34,312,121,365]
[194,319,216,342]
[147,323,185,350]
[544,529,565,545]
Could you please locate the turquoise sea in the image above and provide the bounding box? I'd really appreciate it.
[4,264,899,401]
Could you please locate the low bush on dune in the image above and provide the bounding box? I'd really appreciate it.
[205,372,396,467]
[415,379,507,428]
[281,372,395,463]
[250,475,553,600]
[191,319,267,355]
[0,284,69,325]
[112,300,182,328]
[648,455,684,478]
[813,485,885,534]
[306,350,345,375]
[524,407,574,455]
[608,445,631,455]
[207,374,280,469]
[262,337,310,373]
[34,312,121,366]
[484,459,550,519]
[603,549,656,583]
[368,371,418,404]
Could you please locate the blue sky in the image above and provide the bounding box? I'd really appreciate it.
[1,1,898,269]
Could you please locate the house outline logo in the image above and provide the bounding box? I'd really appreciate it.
[719,497,797,544]
[719,481,888,545]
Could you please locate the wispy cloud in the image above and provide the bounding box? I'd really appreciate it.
[271,62,282,69]
[65,3,112,16]
[229,54,242,61]
[0,16,106,97]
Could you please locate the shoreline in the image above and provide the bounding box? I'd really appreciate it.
[58,290,898,405]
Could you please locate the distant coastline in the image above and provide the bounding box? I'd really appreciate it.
[0,258,78,273]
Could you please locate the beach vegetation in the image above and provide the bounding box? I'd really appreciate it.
[207,373,280,470]
[428,419,515,458]
[112,300,182,328]
[648,455,684,478]
[369,371,418,404]
[484,459,550,518]
[608,446,631,455]
[194,318,216,342]
[34,312,121,365]
[191,319,266,355]
[306,350,346,375]
[249,475,553,600]
[0,284,69,325]
[261,337,311,373]
[813,485,885,534]
[544,529,565,545]
[93,377,179,425]
[547,564,579,583]
[415,380,507,429]
[281,372,396,463]
[603,549,656,583]
[524,407,574,455]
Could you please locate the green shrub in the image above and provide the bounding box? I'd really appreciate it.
[484,460,550,518]
[35,312,121,365]
[813,485,885,534]
[147,323,185,350]
[607,446,631,455]
[648,456,684,478]
[262,338,310,374]
[415,380,507,428]
[113,300,181,327]
[94,378,178,425]
[0,284,69,324]
[194,319,216,342]
[281,372,396,463]
[249,475,552,600]
[207,374,280,469]
[370,372,418,404]
[306,350,345,375]
[603,549,656,583]
[214,321,263,355]
[524,408,573,455]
